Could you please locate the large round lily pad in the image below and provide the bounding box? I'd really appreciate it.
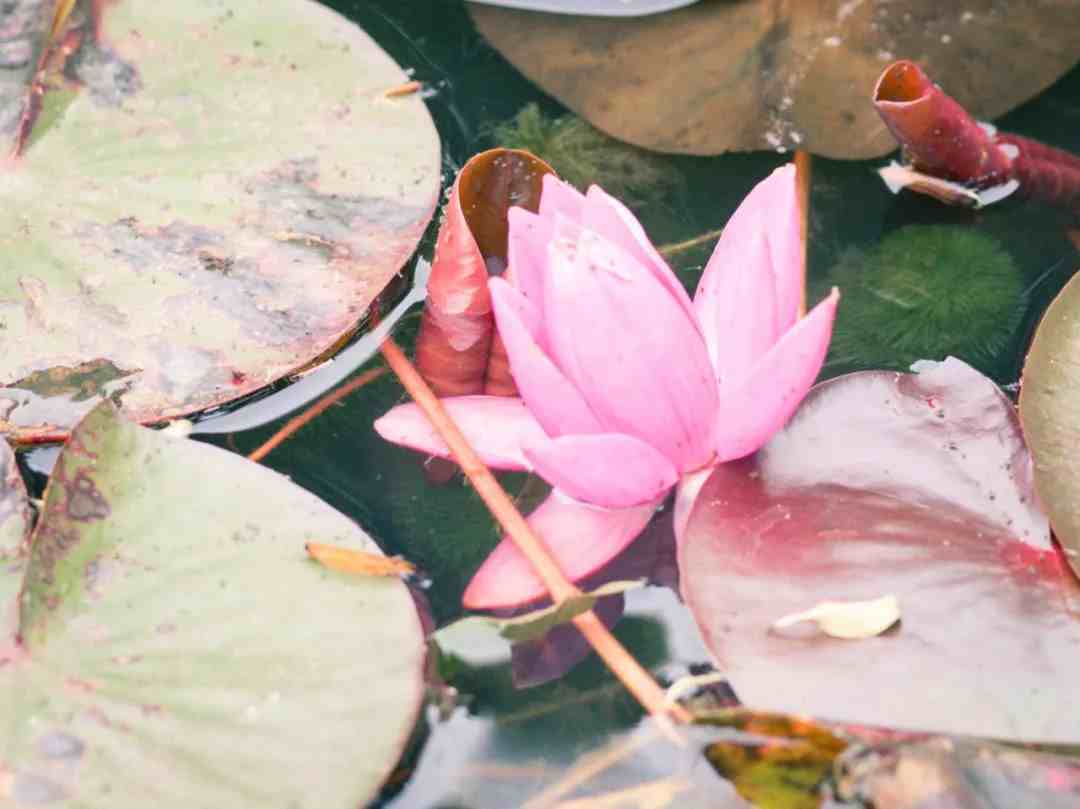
[0,403,427,806]
[1020,269,1080,581]
[0,0,439,443]
[468,1,1080,159]
[680,359,1080,742]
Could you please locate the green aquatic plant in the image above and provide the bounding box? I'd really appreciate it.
[820,225,1027,376]
[492,103,679,207]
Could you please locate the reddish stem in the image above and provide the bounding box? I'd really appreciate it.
[247,366,387,463]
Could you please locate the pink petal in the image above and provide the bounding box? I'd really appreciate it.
[505,207,552,310]
[580,186,700,327]
[522,432,679,508]
[694,165,802,381]
[373,396,548,471]
[695,232,780,386]
[713,289,839,463]
[538,173,586,222]
[462,492,662,610]
[489,278,604,437]
[542,229,718,471]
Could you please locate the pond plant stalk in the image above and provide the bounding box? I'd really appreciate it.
[379,336,691,725]
[246,366,388,462]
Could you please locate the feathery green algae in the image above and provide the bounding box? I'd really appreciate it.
[819,225,1026,378]
[492,103,679,208]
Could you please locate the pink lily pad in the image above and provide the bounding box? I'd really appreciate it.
[680,358,1080,742]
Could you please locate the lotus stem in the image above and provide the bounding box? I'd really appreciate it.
[873,60,1080,210]
[795,149,811,317]
[380,336,690,724]
[247,366,387,463]
[656,227,726,258]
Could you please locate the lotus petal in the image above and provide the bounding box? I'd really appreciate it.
[463,492,662,609]
[581,185,700,326]
[542,228,718,470]
[506,206,555,311]
[695,166,801,382]
[713,289,839,463]
[374,396,546,471]
[538,173,587,222]
[522,432,679,508]
[490,278,604,436]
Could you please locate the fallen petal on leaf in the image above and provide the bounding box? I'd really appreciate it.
[306,542,415,578]
[772,595,901,640]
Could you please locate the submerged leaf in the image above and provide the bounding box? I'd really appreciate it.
[702,711,847,809]
[680,359,1080,742]
[446,579,644,644]
[1,402,427,806]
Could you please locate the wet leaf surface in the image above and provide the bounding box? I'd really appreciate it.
[680,359,1080,742]
[468,0,1080,159]
[1020,270,1080,581]
[836,737,1080,809]
[0,403,426,807]
[0,0,439,443]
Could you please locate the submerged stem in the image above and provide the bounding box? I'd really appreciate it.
[247,366,387,463]
[656,227,725,258]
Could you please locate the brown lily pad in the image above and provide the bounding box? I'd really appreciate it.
[0,0,440,444]
[468,1,1080,159]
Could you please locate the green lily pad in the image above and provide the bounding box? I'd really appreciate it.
[0,439,30,646]
[1020,270,1080,581]
[0,0,439,444]
[0,403,426,806]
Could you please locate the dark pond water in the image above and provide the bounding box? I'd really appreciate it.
[61,2,1076,805]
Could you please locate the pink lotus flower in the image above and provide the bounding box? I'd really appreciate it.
[375,165,838,610]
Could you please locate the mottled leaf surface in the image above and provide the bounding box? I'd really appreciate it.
[1020,270,1080,581]
[0,403,426,807]
[469,0,1080,159]
[0,438,30,646]
[0,0,439,443]
[681,360,1080,742]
